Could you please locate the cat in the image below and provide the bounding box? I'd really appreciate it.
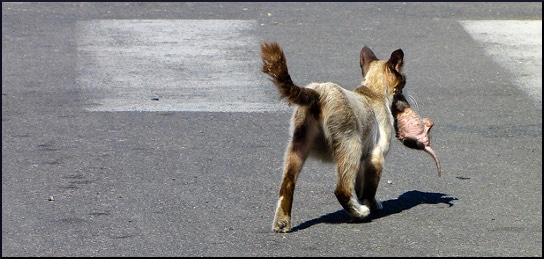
[261,42,405,232]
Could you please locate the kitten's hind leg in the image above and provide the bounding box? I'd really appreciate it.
[272,111,315,233]
[333,136,372,220]
[273,145,307,233]
[357,153,384,213]
[355,159,383,212]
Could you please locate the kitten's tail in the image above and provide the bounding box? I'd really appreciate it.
[260,42,320,107]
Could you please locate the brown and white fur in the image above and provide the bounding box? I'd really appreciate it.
[261,42,406,233]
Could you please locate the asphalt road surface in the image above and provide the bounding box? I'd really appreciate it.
[2,2,542,256]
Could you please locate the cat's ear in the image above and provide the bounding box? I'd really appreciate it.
[387,49,404,73]
[360,46,378,78]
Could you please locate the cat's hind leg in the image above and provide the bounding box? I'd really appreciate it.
[272,109,317,233]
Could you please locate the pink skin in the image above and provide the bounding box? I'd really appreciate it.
[392,94,442,177]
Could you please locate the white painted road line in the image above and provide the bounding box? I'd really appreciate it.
[459,20,542,106]
[77,19,542,112]
[76,19,289,112]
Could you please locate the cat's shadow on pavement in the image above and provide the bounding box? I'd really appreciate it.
[290,190,458,232]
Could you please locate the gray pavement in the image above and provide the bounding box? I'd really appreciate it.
[2,2,542,256]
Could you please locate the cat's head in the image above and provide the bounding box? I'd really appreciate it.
[360,46,405,96]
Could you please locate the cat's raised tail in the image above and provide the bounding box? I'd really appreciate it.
[260,42,320,108]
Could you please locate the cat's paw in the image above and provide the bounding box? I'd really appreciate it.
[348,203,371,222]
[273,220,291,233]
[372,199,383,211]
